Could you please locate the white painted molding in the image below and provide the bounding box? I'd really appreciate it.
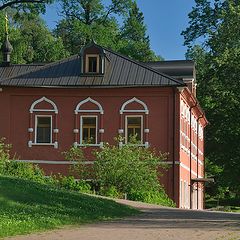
[118,129,124,134]
[28,128,33,133]
[14,159,94,165]
[73,129,79,134]
[75,97,104,114]
[144,142,149,148]
[100,142,104,148]
[177,87,185,93]
[144,128,150,133]
[54,141,58,149]
[99,129,104,134]
[73,142,78,148]
[28,141,32,148]
[120,97,149,114]
[53,129,59,134]
[119,141,123,148]
[29,96,58,114]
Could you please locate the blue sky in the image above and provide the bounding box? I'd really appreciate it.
[42,0,196,60]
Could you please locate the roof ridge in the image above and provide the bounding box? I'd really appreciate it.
[0,55,78,84]
[101,46,184,86]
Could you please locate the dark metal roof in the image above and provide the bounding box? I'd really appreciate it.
[145,60,195,80]
[0,45,185,88]
[0,64,44,82]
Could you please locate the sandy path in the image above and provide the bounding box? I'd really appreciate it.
[6,199,240,240]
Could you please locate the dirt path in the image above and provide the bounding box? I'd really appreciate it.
[7,199,240,240]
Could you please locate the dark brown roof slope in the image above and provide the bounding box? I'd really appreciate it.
[0,64,44,82]
[0,46,184,88]
[145,60,195,80]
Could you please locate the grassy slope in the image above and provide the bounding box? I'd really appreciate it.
[0,176,138,238]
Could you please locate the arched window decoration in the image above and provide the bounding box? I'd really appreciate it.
[119,97,149,147]
[28,97,59,148]
[74,97,104,147]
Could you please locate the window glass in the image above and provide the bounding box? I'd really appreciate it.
[36,116,51,143]
[88,57,97,73]
[127,116,142,143]
[82,117,97,144]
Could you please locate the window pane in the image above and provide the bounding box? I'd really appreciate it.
[127,117,142,143]
[82,117,97,144]
[36,117,51,143]
[88,57,97,72]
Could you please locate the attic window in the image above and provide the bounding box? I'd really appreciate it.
[86,54,99,73]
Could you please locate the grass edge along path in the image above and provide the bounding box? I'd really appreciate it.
[0,176,139,238]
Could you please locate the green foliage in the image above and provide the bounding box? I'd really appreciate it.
[119,1,162,61]
[55,0,161,61]
[57,175,92,193]
[92,139,174,207]
[0,176,138,238]
[183,0,240,196]
[62,146,94,180]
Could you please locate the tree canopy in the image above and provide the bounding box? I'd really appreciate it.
[183,0,240,195]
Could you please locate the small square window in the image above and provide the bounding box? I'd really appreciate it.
[36,116,52,143]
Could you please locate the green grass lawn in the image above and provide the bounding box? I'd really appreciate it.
[0,176,138,238]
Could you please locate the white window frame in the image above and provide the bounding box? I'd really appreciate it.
[125,115,143,145]
[80,115,99,146]
[34,115,53,145]
[85,54,100,73]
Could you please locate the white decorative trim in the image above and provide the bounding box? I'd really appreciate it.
[14,160,94,165]
[0,88,3,92]
[177,87,185,93]
[100,142,104,148]
[30,96,58,114]
[144,128,150,133]
[164,161,180,165]
[28,128,33,133]
[73,129,79,134]
[120,97,149,114]
[118,129,124,134]
[73,142,78,148]
[180,162,203,178]
[54,141,58,149]
[75,97,104,114]
[77,144,102,147]
[28,141,32,147]
[53,129,59,134]
[31,143,56,146]
[119,141,123,148]
[99,129,104,134]
[144,142,149,148]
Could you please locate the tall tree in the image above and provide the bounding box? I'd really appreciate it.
[0,0,53,13]
[55,0,131,54]
[0,13,69,63]
[183,0,240,195]
[119,1,160,61]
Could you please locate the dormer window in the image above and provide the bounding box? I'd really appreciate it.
[80,42,105,75]
[86,54,99,73]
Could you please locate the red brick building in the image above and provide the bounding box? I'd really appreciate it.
[0,41,207,209]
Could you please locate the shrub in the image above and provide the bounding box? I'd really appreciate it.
[92,137,175,206]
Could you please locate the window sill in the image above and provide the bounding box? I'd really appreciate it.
[28,141,58,149]
[74,143,103,148]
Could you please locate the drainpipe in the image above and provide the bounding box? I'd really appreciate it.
[189,103,198,209]
[172,88,176,202]
[196,114,203,209]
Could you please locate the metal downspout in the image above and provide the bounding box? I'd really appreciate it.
[189,103,198,209]
[196,115,203,209]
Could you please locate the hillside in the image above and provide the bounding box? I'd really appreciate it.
[0,176,138,238]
